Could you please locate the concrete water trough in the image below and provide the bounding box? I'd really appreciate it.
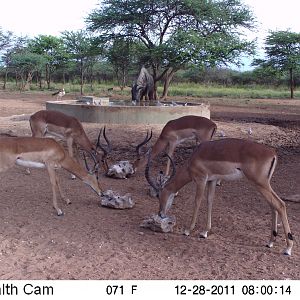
[46,97,211,125]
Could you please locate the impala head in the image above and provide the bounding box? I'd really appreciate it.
[144,150,176,218]
[133,129,153,173]
[82,150,103,195]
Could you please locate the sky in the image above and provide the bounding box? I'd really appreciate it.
[0,0,100,37]
[1,0,299,38]
[0,0,299,69]
[243,0,300,46]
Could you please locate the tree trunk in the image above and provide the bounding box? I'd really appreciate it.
[89,64,94,91]
[23,71,32,90]
[289,68,294,99]
[63,70,66,85]
[80,59,84,95]
[38,71,42,89]
[160,68,176,100]
[46,64,50,89]
[15,72,18,87]
[2,68,8,90]
[121,68,126,90]
[152,65,158,100]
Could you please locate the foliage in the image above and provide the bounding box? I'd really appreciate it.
[0,32,29,89]
[86,0,256,98]
[61,30,103,94]
[253,30,300,98]
[264,31,300,70]
[10,51,47,90]
[28,35,67,88]
[106,38,139,88]
[0,28,14,51]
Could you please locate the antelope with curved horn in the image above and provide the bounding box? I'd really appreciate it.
[0,136,102,216]
[145,138,294,255]
[29,110,111,176]
[134,115,217,175]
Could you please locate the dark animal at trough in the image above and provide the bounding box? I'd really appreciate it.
[131,67,154,102]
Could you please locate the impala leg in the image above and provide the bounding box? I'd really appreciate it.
[200,180,217,238]
[266,205,278,248]
[255,184,293,255]
[55,173,71,205]
[184,179,207,236]
[270,188,293,255]
[66,137,76,180]
[47,166,63,216]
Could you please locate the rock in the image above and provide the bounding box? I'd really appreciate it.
[106,161,134,179]
[100,190,134,209]
[140,214,176,233]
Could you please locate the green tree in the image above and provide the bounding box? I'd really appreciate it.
[87,0,256,99]
[0,28,13,51]
[28,35,65,89]
[1,33,28,89]
[10,51,47,90]
[106,38,138,89]
[0,28,14,89]
[253,30,300,98]
[61,30,101,95]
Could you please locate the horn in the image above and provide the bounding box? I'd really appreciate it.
[136,129,153,157]
[83,151,99,175]
[144,149,160,195]
[96,128,103,150]
[102,126,111,152]
[83,152,91,172]
[96,126,111,157]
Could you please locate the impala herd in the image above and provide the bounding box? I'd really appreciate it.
[0,109,294,256]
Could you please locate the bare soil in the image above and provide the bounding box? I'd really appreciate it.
[0,90,299,280]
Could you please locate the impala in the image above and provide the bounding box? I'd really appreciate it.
[145,138,294,255]
[134,115,217,175]
[0,136,102,216]
[29,110,111,176]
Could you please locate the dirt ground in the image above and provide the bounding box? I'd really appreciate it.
[0,90,299,280]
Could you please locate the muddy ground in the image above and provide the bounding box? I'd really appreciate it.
[0,91,299,280]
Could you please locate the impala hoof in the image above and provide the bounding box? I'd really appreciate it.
[184,229,190,236]
[284,249,292,256]
[199,231,208,239]
[57,210,64,216]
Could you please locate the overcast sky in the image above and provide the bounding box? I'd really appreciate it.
[243,0,299,45]
[0,0,99,37]
[1,0,299,69]
[1,0,299,37]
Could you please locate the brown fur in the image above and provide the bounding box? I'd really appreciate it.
[0,137,102,215]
